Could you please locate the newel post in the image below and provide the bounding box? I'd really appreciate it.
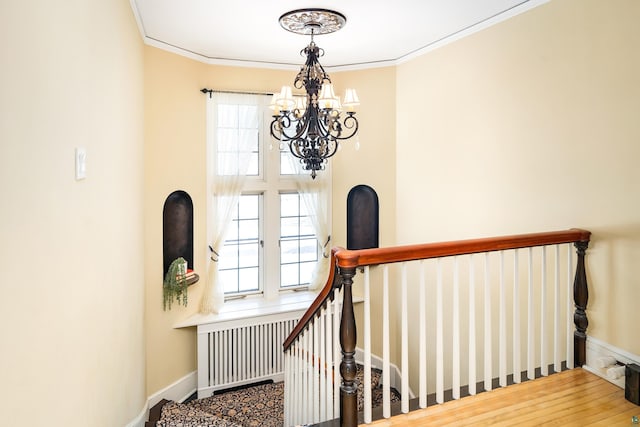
[339,266,358,427]
[573,240,589,367]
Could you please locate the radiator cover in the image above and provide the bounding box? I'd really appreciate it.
[197,311,303,398]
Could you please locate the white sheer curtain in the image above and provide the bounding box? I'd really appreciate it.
[287,156,332,291]
[200,92,260,314]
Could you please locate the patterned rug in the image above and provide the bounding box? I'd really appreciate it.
[158,382,282,427]
[157,366,400,427]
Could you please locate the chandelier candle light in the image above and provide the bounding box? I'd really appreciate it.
[270,8,360,179]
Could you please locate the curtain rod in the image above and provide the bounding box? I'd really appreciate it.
[200,88,274,98]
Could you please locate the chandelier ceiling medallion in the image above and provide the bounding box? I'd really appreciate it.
[270,8,360,179]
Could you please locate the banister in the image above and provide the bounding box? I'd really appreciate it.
[283,229,591,352]
[283,247,340,351]
[334,229,591,268]
[282,228,592,427]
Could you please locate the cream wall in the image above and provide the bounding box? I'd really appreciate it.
[0,1,145,426]
[396,0,640,367]
[144,47,296,395]
[144,48,398,396]
[330,68,398,358]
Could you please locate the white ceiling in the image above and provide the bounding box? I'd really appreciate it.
[130,0,548,70]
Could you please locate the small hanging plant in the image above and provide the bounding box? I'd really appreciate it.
[163,257,188,310]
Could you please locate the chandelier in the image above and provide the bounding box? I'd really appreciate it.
[270,9,360,179]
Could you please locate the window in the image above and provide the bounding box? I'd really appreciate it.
[280,193,318,288]
[218,194,261,294]
[209,92,327,300]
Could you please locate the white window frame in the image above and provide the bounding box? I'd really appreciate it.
[207,91,330,301]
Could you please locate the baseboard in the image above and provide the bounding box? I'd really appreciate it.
[125,404,148,427]
[584,336,640,389]
[126,371,197,427]
[355,347,415,399]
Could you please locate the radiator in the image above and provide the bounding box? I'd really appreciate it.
[197,311,304,398]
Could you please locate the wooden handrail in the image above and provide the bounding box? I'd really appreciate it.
[334,228,591,268]
[283,247,340,351]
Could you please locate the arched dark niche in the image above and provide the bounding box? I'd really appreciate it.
[347,185,379,250]
[163,190,194,276]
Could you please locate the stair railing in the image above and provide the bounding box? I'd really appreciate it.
[284,228,591,427]
[283,248,343,426]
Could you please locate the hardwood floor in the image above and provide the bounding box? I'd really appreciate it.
[368,368,638,426]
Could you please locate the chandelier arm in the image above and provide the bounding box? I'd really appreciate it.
[270,114,308,143]
[333,114,359,141]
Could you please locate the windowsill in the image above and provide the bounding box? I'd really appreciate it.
[174,290,364,329]
[173,291,318,328]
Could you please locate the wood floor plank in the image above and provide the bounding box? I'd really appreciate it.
[366,369,640,426]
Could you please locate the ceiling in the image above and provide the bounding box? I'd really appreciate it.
[130,0,548,70]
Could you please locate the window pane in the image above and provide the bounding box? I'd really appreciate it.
[217,129,238,151]
[217,153,238,175]
[222,194,262,295]
[216,101,261,177]
[238,219,258,241]
[280,240,299,264]
[218,245,237,270]
[280,193,299,217]
[238,105,259,128]
[219,269,238,294]
[299,216,314,236]
[238,129,258,152]
[239,242,259,268]
[299,238,318,262]
[279,192,318,288]
[299,262,316,285]
[217,105,238,128]
[280,151,296,175]
[247,153,259,176]
[238,195,258,219]
[280,217,299,238]
[224,221,239,242]
[239,267,259,292]
[281,263,300,288]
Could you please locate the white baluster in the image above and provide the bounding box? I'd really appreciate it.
[319,310,326,422]
[527,248,535,380]
[554,245,561,373]
[313,320,319,423]
[284,350,290,426]
[333,289,341,419]
[326,304,334,420]
[401,262,409,413]
[436,258,444,403]
[382,265,391,418]
[302,329,308,422]
[419,260,427,407]
[292,342,302,424]
[541,246,548,376]
[364,266,372,423]
[484,253,492,391]
[513,250,521,384]
[499,251,506,388]
[453,256,460,399]
[468,254,476,395]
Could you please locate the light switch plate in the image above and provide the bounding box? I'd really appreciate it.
[75,147,87,180]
